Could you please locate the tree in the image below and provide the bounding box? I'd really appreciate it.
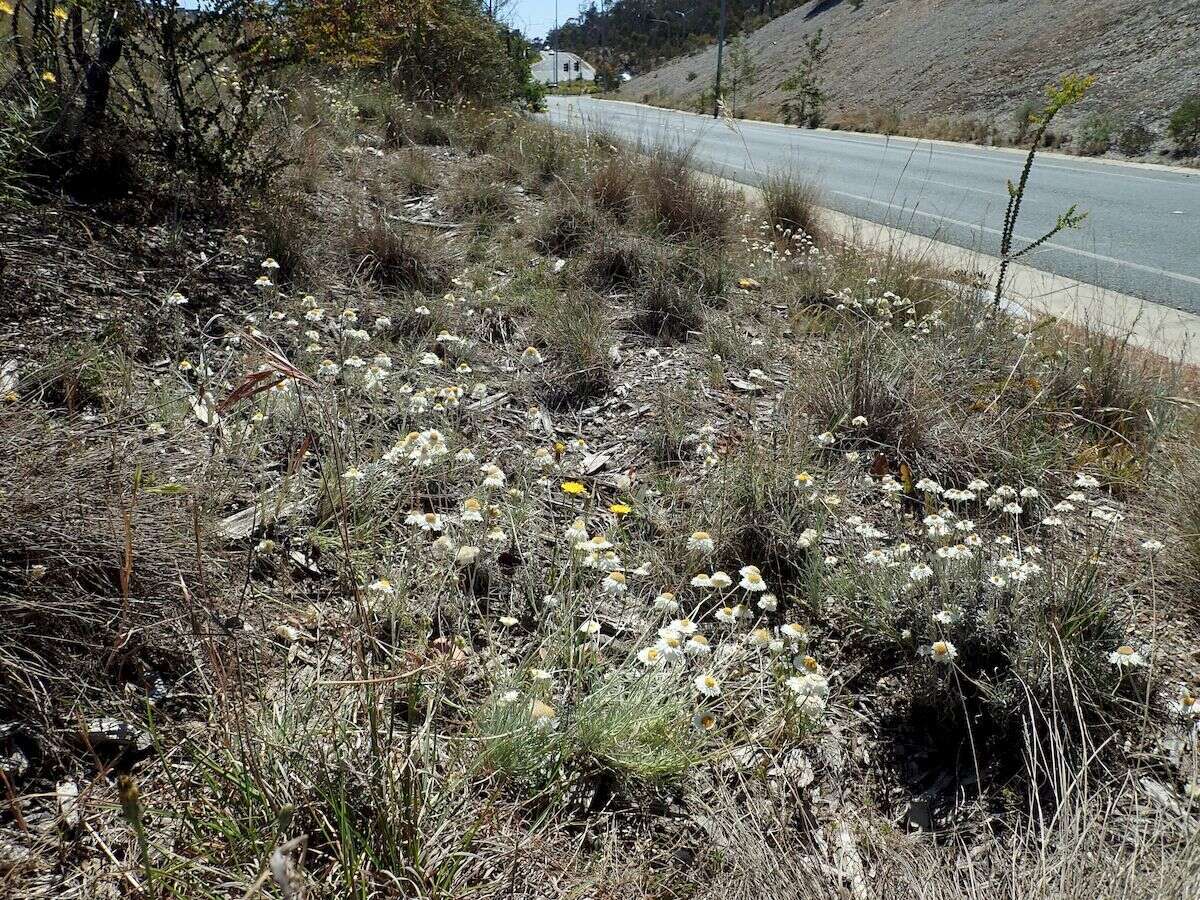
[779,29,828,128]
[725,35,757,117]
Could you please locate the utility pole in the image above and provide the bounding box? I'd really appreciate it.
[713,0,726,118]
[554,0,559,87]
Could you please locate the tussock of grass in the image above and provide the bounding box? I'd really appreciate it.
[347,213,451,292]
[533,191,603,257]
[641,150,741,245]
[762,171,824,243]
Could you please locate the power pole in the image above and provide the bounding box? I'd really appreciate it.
[713,0,727,118]
[554,0,559,87]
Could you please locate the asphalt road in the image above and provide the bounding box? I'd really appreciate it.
[546,96,1200,314]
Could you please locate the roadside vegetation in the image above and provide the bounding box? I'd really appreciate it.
[2,4,1200,898]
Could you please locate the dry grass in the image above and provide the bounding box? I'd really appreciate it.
[346,212,452,291]
[4,82,1199,900]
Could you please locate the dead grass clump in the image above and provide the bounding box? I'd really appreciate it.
[533,192,603,257]
[589,156,639,221]
[636,273,705,340]
[1042,329,1174,451]
[0,407,220,759]
[383,104,452,148]
[641,151,741,245]
[258,192,310,286]
[529,294,614,409]
[805,335,935,459]
[392,147,437,196]
[347,214,451,293]
[510,122,576,185]
[581,232,667,290]
[762,172,824,243]
[444,167,514,225]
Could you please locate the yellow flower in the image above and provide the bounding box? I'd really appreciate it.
[560,480,586,496]
[0,1,15,16]
[52,5,67,20]
[608,502,631,518]
[41,70,57,84]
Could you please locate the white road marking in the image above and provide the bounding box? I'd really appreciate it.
[828,189,1200,287]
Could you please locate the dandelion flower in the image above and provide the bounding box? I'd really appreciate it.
[560,480,587,496]
[694,673,722,697]
[609,502,632,518]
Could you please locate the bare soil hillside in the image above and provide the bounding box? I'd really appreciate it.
[623,0,1200,151]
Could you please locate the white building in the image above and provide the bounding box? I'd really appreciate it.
[531,50,596,86]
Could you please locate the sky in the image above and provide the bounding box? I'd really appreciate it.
[508,0,585,40]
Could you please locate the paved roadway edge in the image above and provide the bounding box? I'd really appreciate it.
[691,171,1200,366]
[566,95,1200,178]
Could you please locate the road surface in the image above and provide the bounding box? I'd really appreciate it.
[546,96,1200,314]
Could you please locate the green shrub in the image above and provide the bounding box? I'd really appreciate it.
[1169,95,1200,154]
[1076,114,1114,156]
[1117,122,1154,156]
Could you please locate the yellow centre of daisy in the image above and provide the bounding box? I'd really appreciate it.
[1116,645,1134,656]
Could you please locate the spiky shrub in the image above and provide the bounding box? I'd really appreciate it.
[1076,114,1114,156]
[1168,95,1200,155]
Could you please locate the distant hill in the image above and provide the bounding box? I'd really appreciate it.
[617,0,1200,155]
[548,1,812,74]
